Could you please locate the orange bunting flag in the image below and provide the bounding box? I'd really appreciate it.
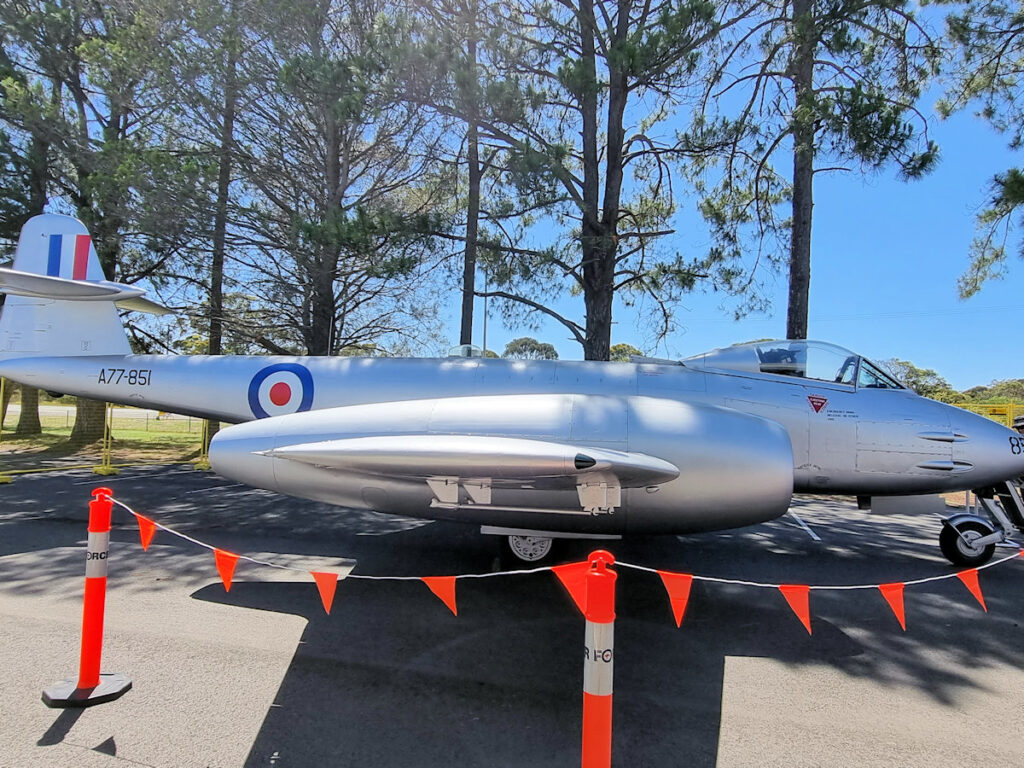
[311,571,339,615]
[552,561,590,616]
[657,571,694,628]
[422,576,457,616]
[136,515,156,551]
[879,582,906,630]
[214,549,240,592]
[956,569,987,612]
[778,585,812,635]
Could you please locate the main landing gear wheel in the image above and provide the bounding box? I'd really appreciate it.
[506,535,554,563]
[939,519,997,567]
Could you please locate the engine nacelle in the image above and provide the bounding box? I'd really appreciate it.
[210,393,794,535]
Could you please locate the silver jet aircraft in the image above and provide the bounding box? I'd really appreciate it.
[2,214,1023,563]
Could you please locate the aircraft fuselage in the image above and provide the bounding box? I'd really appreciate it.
[1,351,1017,504]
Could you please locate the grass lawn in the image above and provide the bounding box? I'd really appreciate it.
[0,411,207,471]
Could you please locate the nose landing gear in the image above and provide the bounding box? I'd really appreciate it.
[939,517,998,567]
[482,526,621,565]
[939,481,1024,567]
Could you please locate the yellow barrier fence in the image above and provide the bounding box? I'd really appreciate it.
[952,402,1024,427]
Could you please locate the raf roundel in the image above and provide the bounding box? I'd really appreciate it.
[248,363,315,419]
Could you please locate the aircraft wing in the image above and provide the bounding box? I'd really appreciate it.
[264,434,680,487]
[0,267,170,314]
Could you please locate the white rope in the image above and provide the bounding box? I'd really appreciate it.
[615,551,1023,590]
[112,497,554,580]
[111,497,1023,589]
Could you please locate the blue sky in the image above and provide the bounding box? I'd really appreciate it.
[458,108,1022,393]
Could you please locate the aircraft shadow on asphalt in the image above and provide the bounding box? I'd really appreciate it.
[190,509,1024,768]
[5,470,1023,765]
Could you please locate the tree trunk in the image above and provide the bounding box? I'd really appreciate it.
[582,272,613,361]
[209,39,237,360]
[15,386,41,435]
[27,133,47,213]
[206,11,238,445]
[581,234,614,361]
[308,266,336,355]
[69,397,106,447]
[1,380,15,429]
[577,0,611,361]
[787,0,816,341]
[459,3,480,347]
[311,43,342,358]
[16,132,48,432]
[460,121,480,347]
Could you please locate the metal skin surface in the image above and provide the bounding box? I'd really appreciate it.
[1,350,1022,536]
[2,215,1024,542]
[210,394,795,535]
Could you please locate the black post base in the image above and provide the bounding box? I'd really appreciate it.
[42,673,132,709]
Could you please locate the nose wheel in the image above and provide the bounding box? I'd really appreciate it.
[940,482,1024,567]
[939,518,997,567]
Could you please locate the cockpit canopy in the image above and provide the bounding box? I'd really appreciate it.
[682,340,904,389]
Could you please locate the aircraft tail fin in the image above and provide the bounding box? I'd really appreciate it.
[0,214,168,358]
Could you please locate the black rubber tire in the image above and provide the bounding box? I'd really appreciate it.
[939,520,997,567]
[501,535,562,567]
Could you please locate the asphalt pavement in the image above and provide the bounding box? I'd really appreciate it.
[1,466,1022,767]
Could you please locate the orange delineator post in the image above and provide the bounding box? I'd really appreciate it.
[42,487,132,708]
[581,550,617,768]
[79,487,113,687]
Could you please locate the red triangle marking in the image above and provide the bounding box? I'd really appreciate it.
[956,569,987,612]
[552,561,590,616]
[311,571,339,614]
[658,571,694,628]
[214,549,240,592]
[879,583,906,630]
[807,395,828,413]
[778,584,812,635]
[136,515,156,551]
[422,576,457,616]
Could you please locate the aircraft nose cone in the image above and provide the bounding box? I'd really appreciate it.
[1009,428,1024,476]
[952,411,1024,486]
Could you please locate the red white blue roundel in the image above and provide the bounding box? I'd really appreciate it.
[248,364,315,419]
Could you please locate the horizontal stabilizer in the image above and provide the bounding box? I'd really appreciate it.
[0,267,169,315]
[264,434,680,486]
[115,295,172,316]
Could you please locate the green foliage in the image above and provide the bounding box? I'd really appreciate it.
[337,343,384,357]
[0,0,215,281]
[956,378,1024,403]
[956,166,1024,297]
[880,358,960,402]
[609,343,643,362]
[938,1,1024,297]
[503,336,558,359]
[222,0,446,355]
[171,294,295,356]
[0,130,34,239]
[404,0,734,359]
[0,0,965,364]
[690,0,939,327]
